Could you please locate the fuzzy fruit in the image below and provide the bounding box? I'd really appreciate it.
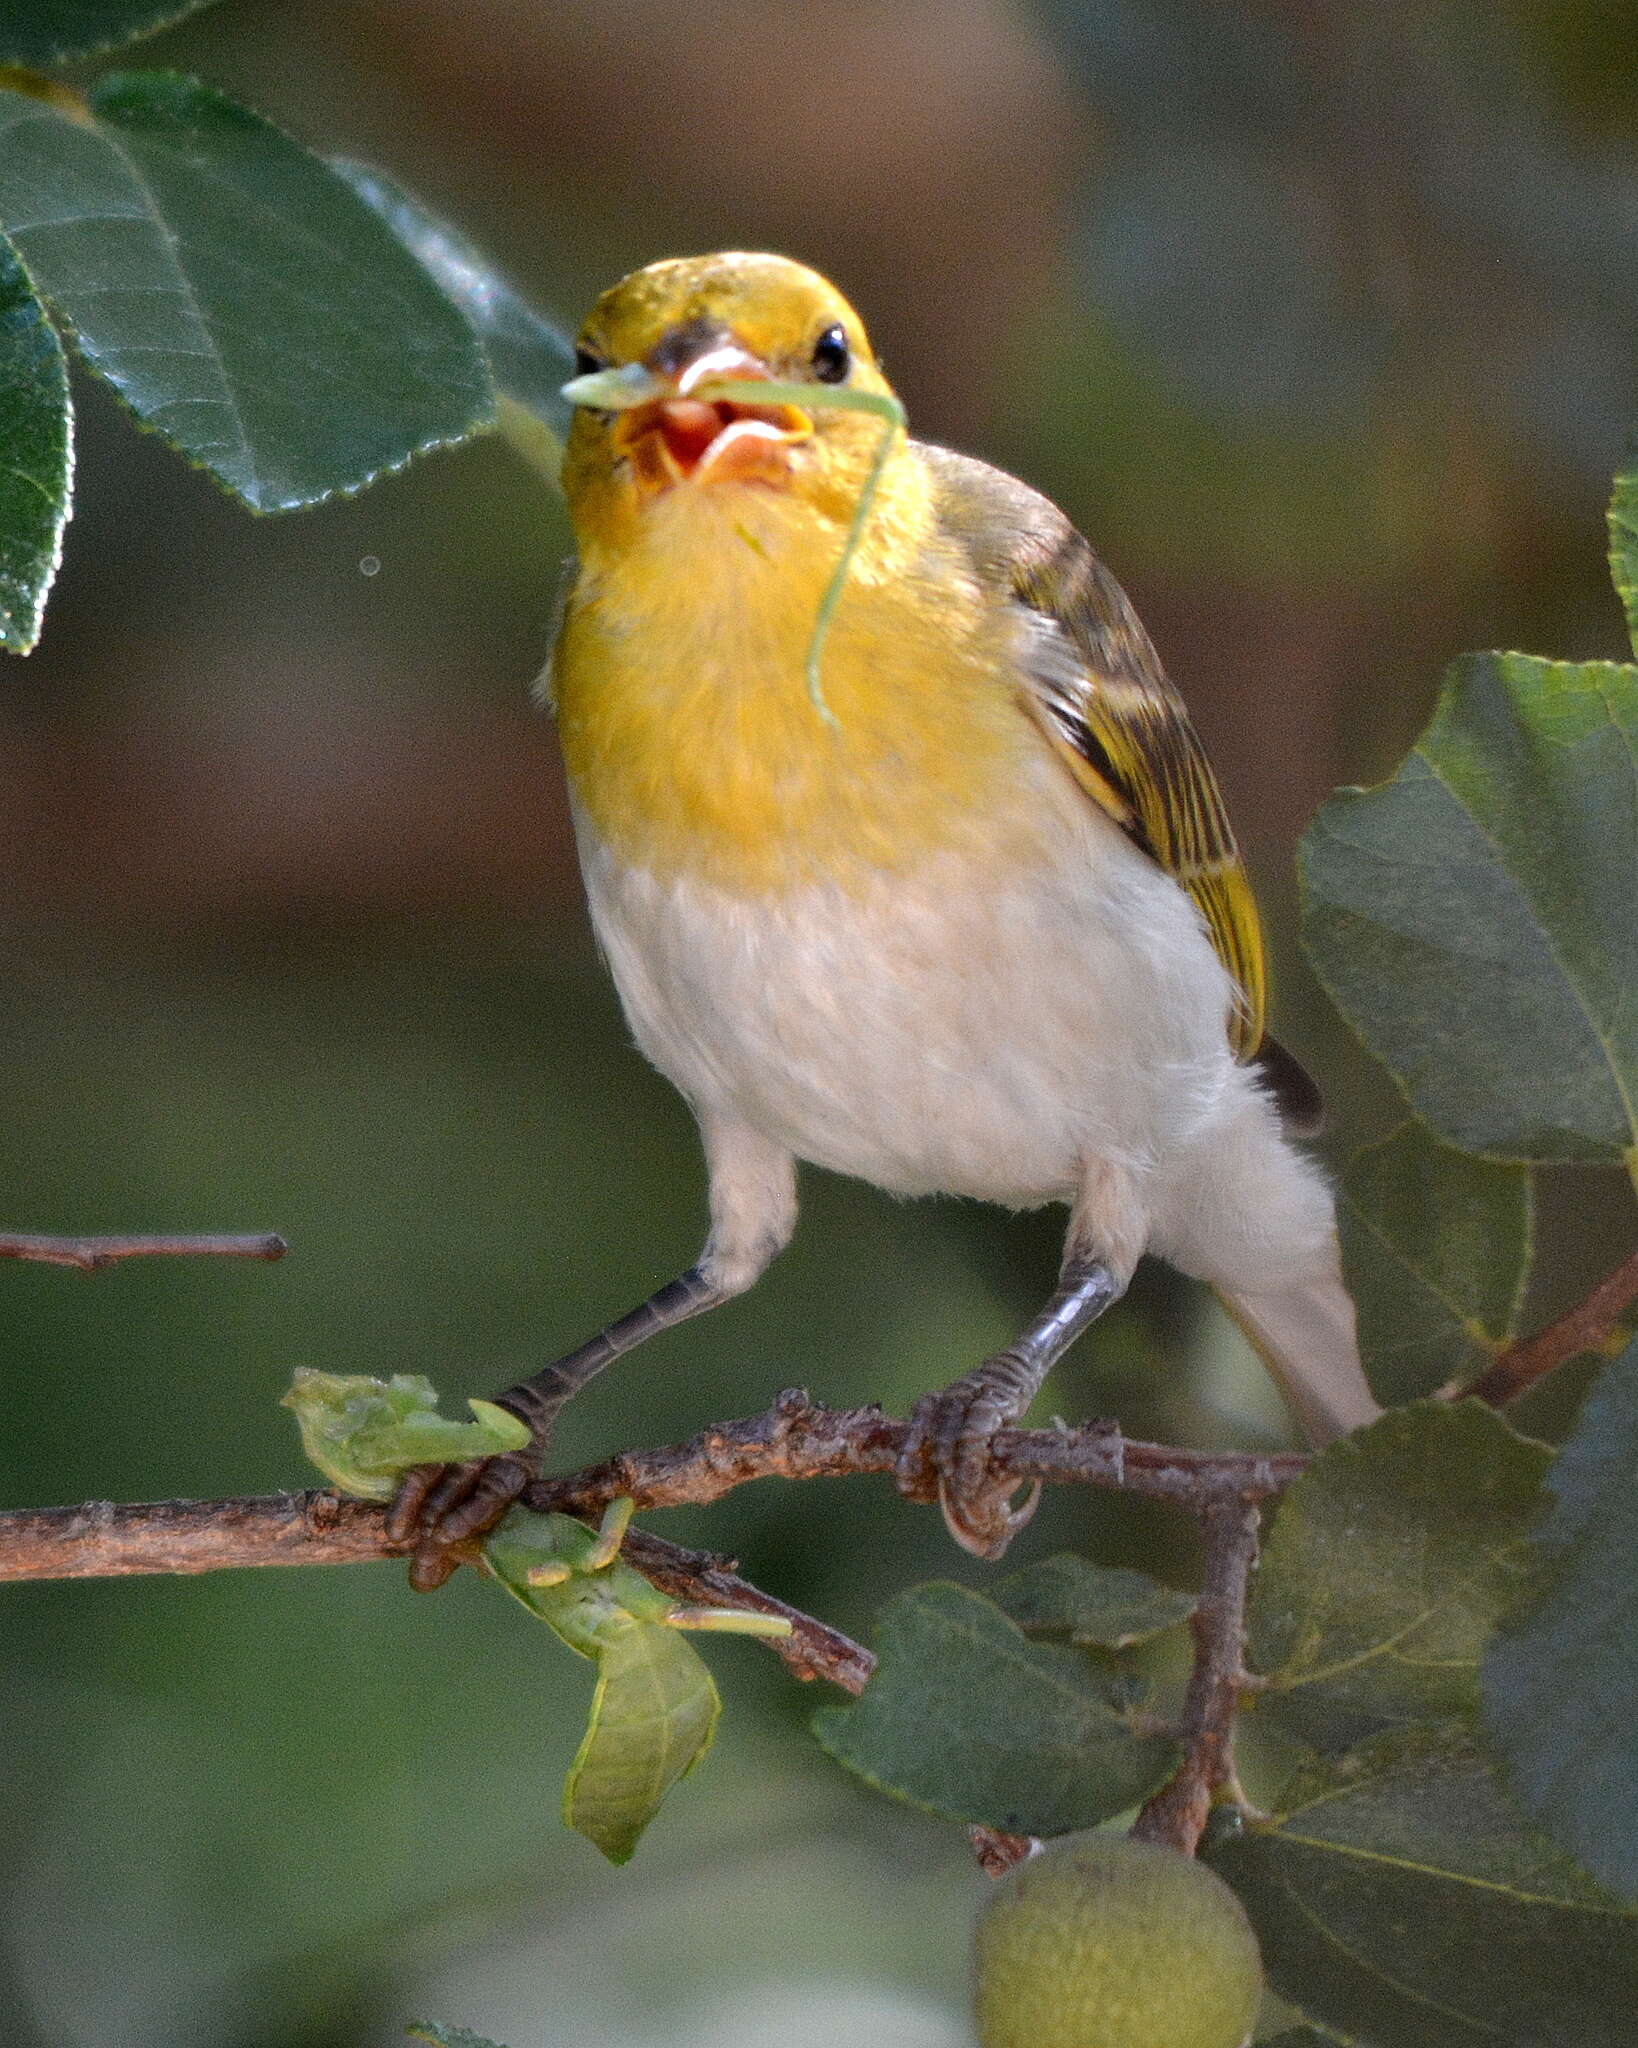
[973,1831,1264,2048]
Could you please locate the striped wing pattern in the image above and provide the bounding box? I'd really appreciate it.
[1009,528,1267,1059]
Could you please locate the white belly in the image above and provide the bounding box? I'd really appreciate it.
[574,790,1243,1211]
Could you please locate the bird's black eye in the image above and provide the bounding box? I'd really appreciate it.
[573,344,603,377]
[811,323,850,383]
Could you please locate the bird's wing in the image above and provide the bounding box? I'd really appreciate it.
[919,442,1266,1061]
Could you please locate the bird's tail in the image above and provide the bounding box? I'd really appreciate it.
[1219,1269,1382,1448]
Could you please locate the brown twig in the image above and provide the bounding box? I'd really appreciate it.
[529,1388,1304,1520]
[0,1231,287,1271]
[1458,1243,1638,1409]
[1130,1497,1262,1855]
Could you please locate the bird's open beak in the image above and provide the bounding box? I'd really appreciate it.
[566,340,812,492]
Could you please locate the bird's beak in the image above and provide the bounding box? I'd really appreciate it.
[568,338,813,492]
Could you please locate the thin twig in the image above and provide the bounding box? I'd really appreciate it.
[1130,1497,1262,1855]
[0,1231,287,1272]
[529,1389,1304,1520]
[1458,1243,1638,1408]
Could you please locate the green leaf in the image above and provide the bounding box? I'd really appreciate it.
[483,1507,720,1865]
[0,1,218,67]
[811,1582,1177,1836]
[332,160,573,487]
[1484,1337,1638,1903]
[1250,1402,1549,1749]
[1207,1731,1638,2048]
[562,1614,720,1865]
[281,1369,530,1500]
[1338,1123,1533,1404]
[1610,445,1638,657]
[0,233,71,653]
[406,2025,508,2048]
[993,1553,1196,1649]
[1301,652,1638,1164]
[0,73,494,511]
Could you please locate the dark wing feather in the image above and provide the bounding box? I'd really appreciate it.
[919,442,1269,1063]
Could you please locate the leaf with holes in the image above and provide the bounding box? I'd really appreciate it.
[1485,1338,1638,1904]
[0,233,71,653]
[1207,1731,1638,2048]
[1339,1123,1532,1405]
[812,1581,1177,1837]
[1302,651,1638,1164]
[0,72,493,511]
[1249,1402,1549,1752]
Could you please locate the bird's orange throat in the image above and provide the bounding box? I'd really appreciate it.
[553,458,1032,896]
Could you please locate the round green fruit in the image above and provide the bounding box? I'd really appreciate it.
[973,1831,1264,2048]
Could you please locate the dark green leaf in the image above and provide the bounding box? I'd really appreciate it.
[1208,1732,1638,2047]
[1301,652,1638,1162]
[1609,445,1638,656]
[1485,1338,1638,1903]
[0,1,217,67]
[0,233,71,653]
[406,2026,508,2048]
[0,73,493,511]
[811,1581,1177,1836]
[332,160,572,484]
[1251,1402,1549,1748]
[993,1553,1195,1648]
[1339,1123,1533,1404]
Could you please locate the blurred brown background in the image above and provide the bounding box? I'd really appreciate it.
[4,3,1636,2043]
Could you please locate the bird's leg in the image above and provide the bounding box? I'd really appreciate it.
[390,1118,798,1591]
[895,1254,1123,1560]
[387,1267,730,1590]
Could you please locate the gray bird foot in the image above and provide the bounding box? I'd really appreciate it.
[895,1377,1042,1561]
[385,1449,537,1591]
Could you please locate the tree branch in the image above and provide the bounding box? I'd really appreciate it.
[527,1388,1304,1519]
[1130,1497,1262,1855]
[0,1231,287,1271]
[1458,1243,1638,1409]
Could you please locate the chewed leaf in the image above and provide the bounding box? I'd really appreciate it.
[281,1369,528,1499]
[563,1612,720,1864]
[351,1396,530,1473]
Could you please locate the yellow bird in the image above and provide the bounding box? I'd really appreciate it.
[389,251,1380,1584]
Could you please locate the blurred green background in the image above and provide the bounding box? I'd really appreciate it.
[4,2,1637,2042]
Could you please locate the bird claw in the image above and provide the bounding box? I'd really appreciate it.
[895,1382,1041,1561]
[385,1449,536,1591]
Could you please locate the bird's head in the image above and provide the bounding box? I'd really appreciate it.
[560,252,898,546]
